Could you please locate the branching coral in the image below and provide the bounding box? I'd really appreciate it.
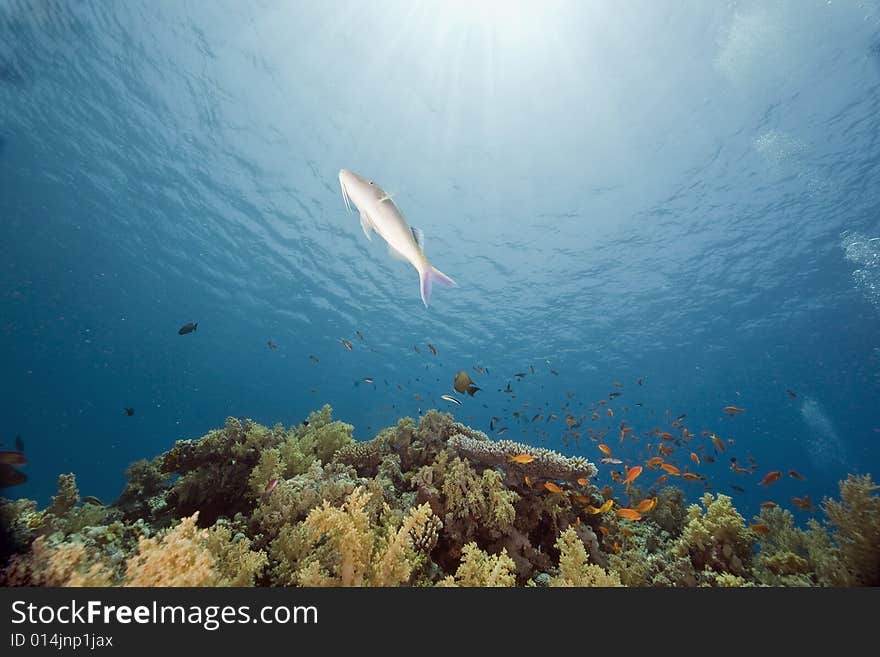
[437,543,517,587]
[674,493,754,580]
[823,474,880,586]
[446,434,597,484]
[550,527,622,587]
[294,487,439,586]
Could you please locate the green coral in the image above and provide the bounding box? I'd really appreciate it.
[437,543,517,587]
[824,474,880,586]
[550,527,623,587]
[675,493,754,579]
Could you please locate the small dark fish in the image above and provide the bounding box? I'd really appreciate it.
[0,451,26,465]
[730,485,745,493]
[356,330,364,341]
[609,392,621,399]
[504,382,513,393]
[80,496,103,506]
[637,378,643,386]
[550,369,559,376]
[302,420,309,427]
[178,322,198,335]
[309,355,319,363]
[440,394,462,405]
[490,419,495,431]
[532,414,542,422]
[123,407,135,416]
[267,340,279,350]
[362,377,375,384]
[341,339,353,350]
[14,434,23,452]
[514,372,526,380]
[0,463,26,488]
[428,343,437,355]
[786,389,797,398]
[788,469,805,481]
[414,345,421,353]
[497,427,509,435]
[676,414,687,421]
[530,365,535,374]
[465,385,480,397]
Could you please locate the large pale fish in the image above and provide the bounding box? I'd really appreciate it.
[339,169,457,307]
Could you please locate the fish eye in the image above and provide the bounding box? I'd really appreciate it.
[369,181,374,185]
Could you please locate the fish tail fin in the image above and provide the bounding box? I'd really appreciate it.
[418,264,457,308]
[194,322,198,331]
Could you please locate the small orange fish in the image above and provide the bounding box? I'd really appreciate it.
[577,477,589,486]
[624,465,643,485]
[658,432,674,441]
[612,541,620,552]
[723,406,745,415]
[750,523,770,536]
[572,494,589,506]
[660,463,680,476]
[544,481,564,494]
[659,444,674,457]
[656,474,669,486]
[710,434,726,452]
[682,472,703,482]
[585,505,600,514]
[758,471,782,486]
[634,497,657,514]
[690,452,700,466]
[524,476,533,488]
[788,470,805,481]
[598,526,610,537]
[508,453,535,465]
[598,444,612,457]
[646,456,664,468]
[595,499,614,514]
[792,496,814,511]
[760,502,777,509]
[617,508,642,521]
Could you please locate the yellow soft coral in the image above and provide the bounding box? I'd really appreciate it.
[125,513,219,586]
[295,488,440,586]
[550,527,623,587]
[438,543,517,587]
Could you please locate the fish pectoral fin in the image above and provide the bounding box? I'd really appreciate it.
[359,211,373,241]
[411,226,425,249]
[387,243,409,262]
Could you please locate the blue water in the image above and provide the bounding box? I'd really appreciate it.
[1,1,879,522]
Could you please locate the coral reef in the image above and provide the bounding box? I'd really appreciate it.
[1,406,878,588]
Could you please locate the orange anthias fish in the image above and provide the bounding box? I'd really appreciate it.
[750,523,770,536]
[760,501,778,509]
[660,463,681,476]
[646,456,664,468]
[682,472,703,482]
[634,497,657,514]
[624,465,643,485]
[792,496,814,511]
[655,474,669,486]
[577,477,589,486]
[544,482,564,494]
[0,451,26,465]
[598,444,612,457]
[617,508,642,521]
[508,453,535,465]
[659,444,674,457]
[572,494,590,505]
[710,434,726,452]
[690,452,700,466]
[595,499,614,514]
[610,471,623,484]
[601,485,614,498]
[758,471,782,486]
[598,526,610,537]
[723,406,746,415]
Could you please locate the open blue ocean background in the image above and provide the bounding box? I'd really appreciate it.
[1,0,879,523]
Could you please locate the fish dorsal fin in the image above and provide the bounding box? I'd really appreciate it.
[359,211,373,241]
[387,243,409,262]
[411,226,424,249]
